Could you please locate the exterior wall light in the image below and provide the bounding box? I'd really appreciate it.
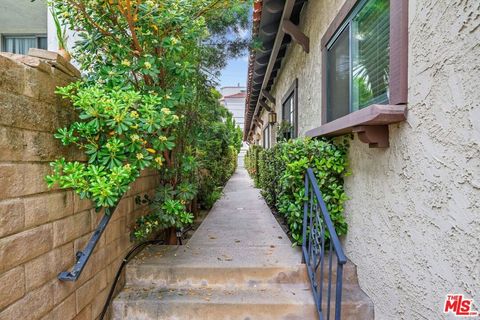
[268,112,277,125]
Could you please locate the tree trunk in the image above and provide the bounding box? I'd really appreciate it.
[192,197,199,218]
[166,227,177,245]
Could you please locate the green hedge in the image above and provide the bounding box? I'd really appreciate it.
[244,144,262,187]
[245,138,349,245]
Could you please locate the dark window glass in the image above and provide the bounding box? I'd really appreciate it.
[282,92,296,140]
[327,27,350,122]
[352,0,390,110]
[38,37,48,50]
[2,35,48,55]
[263,125,270,149]
[326,0,390,121]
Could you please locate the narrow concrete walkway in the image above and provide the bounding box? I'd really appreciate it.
[113,149,375,319]
[130,147,304,270]
[185,148,301,263]
[112,150,316,319]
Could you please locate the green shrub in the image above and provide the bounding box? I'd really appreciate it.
[134,184,195,239]
[258,145,283,206]
[196,114,242,210]
[247,138,349,245]
[46,0,249,240]
[202,188,223,209]
[244,145,263,186]
[45,83,179,208]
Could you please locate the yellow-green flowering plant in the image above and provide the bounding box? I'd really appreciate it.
[46,83,179,207]
[46,0,249,237]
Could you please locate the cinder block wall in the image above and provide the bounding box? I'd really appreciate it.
[0,53,160,320]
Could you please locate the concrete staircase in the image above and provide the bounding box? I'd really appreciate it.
[112,164,374,319]
[112,245,316,319]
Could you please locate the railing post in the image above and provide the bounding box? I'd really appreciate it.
[335,263,344,320]
[301,173,309,264]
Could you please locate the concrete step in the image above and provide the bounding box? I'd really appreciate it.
[304,254,360,286]
[126,245,304,288]
[314,283,375,319]
[126,245,358,288]
[128,245,302,270]
[112,284,374,320]
[111,165,375,319]
[112,286,317,320]
[127,264,309,288]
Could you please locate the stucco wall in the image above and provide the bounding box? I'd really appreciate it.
[0,0,47,34]
[269,0,346,137]
[263,0,480,319]
[0,53,160,320]
[0,0,48,53]
[345,1,480,318]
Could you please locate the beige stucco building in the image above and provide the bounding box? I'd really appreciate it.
[0,1,78,58]
[0,0,48,54]
[244,0,479,319]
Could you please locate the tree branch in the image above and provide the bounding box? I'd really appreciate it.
[66,0,115,38]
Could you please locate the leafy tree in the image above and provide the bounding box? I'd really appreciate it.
[46,0,250,241]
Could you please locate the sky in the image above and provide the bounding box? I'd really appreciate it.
[218,55,249,89]
[216,13,251,89]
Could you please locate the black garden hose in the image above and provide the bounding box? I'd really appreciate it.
[99,239,165,320]
[99,225,195,320]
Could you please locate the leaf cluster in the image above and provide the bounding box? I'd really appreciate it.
[46,83,178,207]
[45,0,249,237]
[134,183,196,239]
[245,138,350,245]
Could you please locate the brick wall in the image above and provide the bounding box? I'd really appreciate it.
[0,52,160,320]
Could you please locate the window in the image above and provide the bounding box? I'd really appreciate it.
[281,79,298,140]
[263,125,271,149]
[326,0,390,122]
[2,35,47,55]
[308,0,407,146]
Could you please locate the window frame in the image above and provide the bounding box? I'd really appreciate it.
[281,79,298,139]
[1,34,48,54]
[262,124,271,149]
[321,0,408,125]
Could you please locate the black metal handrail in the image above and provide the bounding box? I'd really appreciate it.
[58,204,118,281]
[302,168,347,320]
